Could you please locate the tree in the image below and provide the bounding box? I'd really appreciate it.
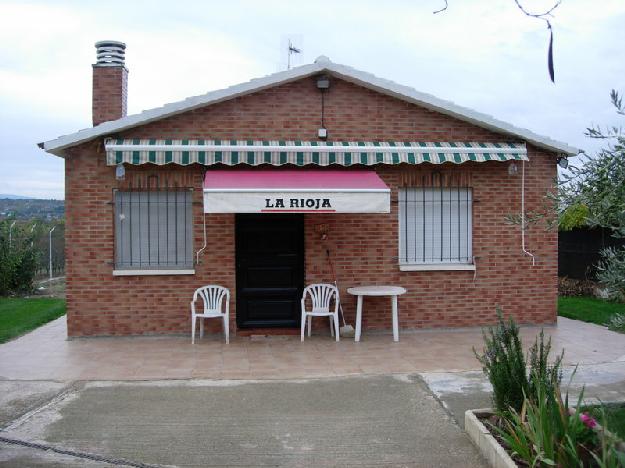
[560,90,625,300]
[0,220,40,296]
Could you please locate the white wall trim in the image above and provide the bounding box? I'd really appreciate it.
[113,269,195,276]
[399,264,476,272]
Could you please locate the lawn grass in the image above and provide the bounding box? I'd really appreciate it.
[587,404,625,439]
[558,296,625,326]
[0,297,66,343]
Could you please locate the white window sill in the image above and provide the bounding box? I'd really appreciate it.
[113,269,196,276]
[399,264,476,272]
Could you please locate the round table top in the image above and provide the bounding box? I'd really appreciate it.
[347,285,407,296]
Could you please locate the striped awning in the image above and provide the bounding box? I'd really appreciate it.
[105,139,528,166]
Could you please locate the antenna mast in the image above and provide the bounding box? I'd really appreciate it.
[287,39,301,70]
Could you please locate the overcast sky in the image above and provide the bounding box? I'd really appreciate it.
[1,0,624,199]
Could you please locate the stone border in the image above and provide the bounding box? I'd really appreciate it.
[465,409,517,468]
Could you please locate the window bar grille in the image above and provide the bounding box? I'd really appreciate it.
[147,190,151,266]
[156,189,161,266]
[128,191,133,264]
[421,188,426,262]
[457,186,461,262]
[466,188,470,263]
[137,191,142,266]
[404,190,408,264]
[166,190,170,265]
[440,185,443,262]
[184,190,188,266]
[399,187,472,264]
[115,189,192,269]
[174,191,179,265]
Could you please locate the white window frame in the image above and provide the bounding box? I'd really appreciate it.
[398,187,474,271]
[113,189,195,275]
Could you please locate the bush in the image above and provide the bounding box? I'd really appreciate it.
[477,310,625,466]
[558,277,598,297]
[474,310,564,416]
[0,221,40,296]
[527,330,563,405]
[606,313,625,333]
[474,309,528,415]
[597,246,625,302]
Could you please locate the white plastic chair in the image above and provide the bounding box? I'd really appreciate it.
[301,283,340,342]
[191,285,230,344]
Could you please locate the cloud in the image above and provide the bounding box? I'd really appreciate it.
[1,0,625,198]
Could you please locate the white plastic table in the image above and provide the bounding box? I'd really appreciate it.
[346,286,407,342]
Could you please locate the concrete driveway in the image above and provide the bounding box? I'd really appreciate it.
[1,316,624,467]
[0,375,485,467]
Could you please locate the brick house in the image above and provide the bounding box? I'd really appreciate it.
[40,41,576,338]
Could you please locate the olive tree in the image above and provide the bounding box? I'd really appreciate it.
[560,90,625,301]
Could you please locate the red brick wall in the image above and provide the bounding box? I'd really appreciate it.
[92,65,128,126]
[64,76,557,336]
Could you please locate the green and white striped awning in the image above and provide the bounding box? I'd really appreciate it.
[105,139,528,166]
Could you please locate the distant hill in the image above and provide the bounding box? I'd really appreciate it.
[0,194,32,199]
[0,199,64,220]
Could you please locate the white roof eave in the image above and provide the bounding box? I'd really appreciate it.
[325,62,577,155]
[40,57,578,157]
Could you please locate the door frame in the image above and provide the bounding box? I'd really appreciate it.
[234,214,305,329]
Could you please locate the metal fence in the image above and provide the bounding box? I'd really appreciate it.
[558,227,625,280]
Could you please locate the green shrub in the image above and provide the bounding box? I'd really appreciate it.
[597,246,625,302]
[474,308,528,415]
[559,203,590,231]
[606,313,625,333]
[0,221,40,296]
[528,330,564,405]
[474,310,564,416]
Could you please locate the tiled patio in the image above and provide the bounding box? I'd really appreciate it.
[1,316,624,381]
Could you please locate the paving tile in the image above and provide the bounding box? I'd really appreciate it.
[1,315,624,380]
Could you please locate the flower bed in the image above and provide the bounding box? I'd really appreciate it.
[465,409,517,468]
[468,310,625,467]
[466,407,625,467]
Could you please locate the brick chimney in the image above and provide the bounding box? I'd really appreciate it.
[92,40,128,126]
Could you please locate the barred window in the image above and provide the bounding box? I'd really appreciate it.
[398,187,472,265]
[114,190,193,270]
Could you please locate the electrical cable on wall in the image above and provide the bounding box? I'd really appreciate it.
[316,75,330,139]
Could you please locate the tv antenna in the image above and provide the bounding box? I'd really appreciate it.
[287,40,301,70]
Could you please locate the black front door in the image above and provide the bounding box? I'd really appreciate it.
[235,214,304,328]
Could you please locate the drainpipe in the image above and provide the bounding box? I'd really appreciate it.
[521,160,535,266]
[195,212,207,265]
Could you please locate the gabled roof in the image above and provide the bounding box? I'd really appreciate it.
[40,56,578,157]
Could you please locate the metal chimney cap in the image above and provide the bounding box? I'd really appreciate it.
[95,40,126,49]
[94,40,126,67]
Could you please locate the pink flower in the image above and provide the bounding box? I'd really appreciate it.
[580,413,597,429]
